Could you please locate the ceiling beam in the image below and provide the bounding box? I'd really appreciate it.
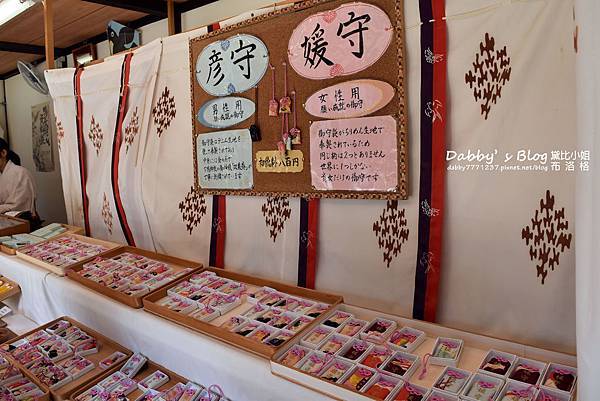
[175,0,219,14]
[80,0,168,17]
[0,41,66,56]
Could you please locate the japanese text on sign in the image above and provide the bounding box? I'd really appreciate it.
[288,2,392,79]
[310,115,398,191]
[197,97,255,129]
[197,129,254,189]
[196,34,269,96]
[255,150,304,173]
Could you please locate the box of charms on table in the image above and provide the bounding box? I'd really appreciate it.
[270,303,577,401]
[1,223,84,255]
[16,234,120,276]
[0,316,132,401]
[69,352,233,401]
[143,267,342,358]
[67,246,202,308]
[0,350,50,401]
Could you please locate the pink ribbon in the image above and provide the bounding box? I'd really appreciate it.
[518,364,540,372]
[418,353,432,380]
[553,367,574,375]
[477,381,496,389]
[404,384,423,395]
[446,369,467,379]
[391,331,416,344]
[289,348,306,358]
[352,341,368,352]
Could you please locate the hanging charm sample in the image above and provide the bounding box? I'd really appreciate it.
[290,90,301,144]
[279,62,292,114]
[268,64,279,117]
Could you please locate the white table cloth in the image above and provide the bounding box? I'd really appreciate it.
[0,254,332,401]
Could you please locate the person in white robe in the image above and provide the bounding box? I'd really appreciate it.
[0,138,36,215]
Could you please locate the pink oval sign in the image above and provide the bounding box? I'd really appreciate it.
[288,2,393,80]
[304,79,395,119]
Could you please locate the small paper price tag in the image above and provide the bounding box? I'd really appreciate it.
[0,305,12,317]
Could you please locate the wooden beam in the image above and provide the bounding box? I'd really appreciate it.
[43,0,55,70]
[0,41,66,56]
[167,0,175,36]
[81,0,167,17]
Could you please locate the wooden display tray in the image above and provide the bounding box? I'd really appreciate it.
[66,247,203,308]
[270,304,578,401]
[3,316,132,401]
[1,224,84,256]
[0,275,20,301]
[15,234,122,276]
[143,267,343,359]
[0,215,29,237]
[68,358,187,401]
[8,364,51,401]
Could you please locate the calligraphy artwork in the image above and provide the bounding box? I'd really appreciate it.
[196,129,254,189]
[304,79,394,119]
[255,150,304,173]
[197,97,255,129]
[288,2,392,80]
[196,34,269,96]
[310,115,398,191]
[31,101,54,172]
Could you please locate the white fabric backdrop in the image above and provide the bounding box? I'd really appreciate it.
[45,69,83,228]
[575,0,598,399]
[46,0,578,355]
[439,0,577,353]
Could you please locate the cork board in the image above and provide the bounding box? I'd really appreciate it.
[190,0,407,199]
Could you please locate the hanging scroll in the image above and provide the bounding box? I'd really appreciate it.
[190,0,407,199]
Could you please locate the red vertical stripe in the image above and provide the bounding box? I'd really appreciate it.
[305,199,319,289]
[74,68,91,237]
[214,195,226,268]
[424,0,447,322]
[111,53,136,246]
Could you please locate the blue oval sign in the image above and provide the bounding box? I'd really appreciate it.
[196,34,269,96]
[197,97,255,129]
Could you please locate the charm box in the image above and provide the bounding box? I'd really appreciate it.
[496,380,538,401]
[270,303,577,401]
[460,372,504,401]
[478,349,517,378]
[429,337,463,367]
[387,327,426,353]
[143,267,342,358]
[508,357,548,387]
[541,363,577,395]
[70,358,189,401]
[432,366,471,395]
[67,246,202,308]
[0,224,83,255]
[2,316,131,401]
[16,234,120,276]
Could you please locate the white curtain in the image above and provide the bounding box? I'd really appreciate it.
[575,0,599,399]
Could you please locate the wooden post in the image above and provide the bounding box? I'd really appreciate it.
[167,0,176,36]
[43,0,55,70]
